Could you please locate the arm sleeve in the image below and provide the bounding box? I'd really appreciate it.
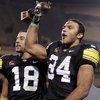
[0,58,3,74]
[79,45,99,69]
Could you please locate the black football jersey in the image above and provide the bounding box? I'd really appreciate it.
[0,54,47,100]
[46,41,99,100]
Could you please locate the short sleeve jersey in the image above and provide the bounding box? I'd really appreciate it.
[0,54,47,100]
[46,41,99,100]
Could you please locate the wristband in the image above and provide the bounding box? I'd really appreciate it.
[32,15,40,24]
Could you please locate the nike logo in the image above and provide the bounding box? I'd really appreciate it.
[32,61,38,63]
[69,50,74,53]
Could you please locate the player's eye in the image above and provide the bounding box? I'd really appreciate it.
[20,36,25,40]
[68,25,72,29]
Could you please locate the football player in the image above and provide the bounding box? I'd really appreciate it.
[0,31,47,100]
[25,18,100,100]
[0,1,50,100]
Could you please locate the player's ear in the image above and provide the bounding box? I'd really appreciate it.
[77,33,83,39]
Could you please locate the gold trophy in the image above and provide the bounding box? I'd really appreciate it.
[21,1,51,23]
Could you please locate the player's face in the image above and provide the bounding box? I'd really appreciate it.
[15,32,27,53]
[61,20,79,45]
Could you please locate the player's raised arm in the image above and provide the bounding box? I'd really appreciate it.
[24,1,51,60]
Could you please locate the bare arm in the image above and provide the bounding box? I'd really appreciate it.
[0,74,8,100]
[25,21,47,60]
[65,64,94,100]
[25,1,51,60]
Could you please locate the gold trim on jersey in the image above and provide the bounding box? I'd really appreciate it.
[0,59,3,69]
[82,48,99,64]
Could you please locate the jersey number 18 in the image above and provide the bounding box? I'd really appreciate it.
[12,66,39,91]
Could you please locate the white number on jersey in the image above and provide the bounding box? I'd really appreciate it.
[48,54,71,83]
[12,66,39,91]
[48,54,58,80]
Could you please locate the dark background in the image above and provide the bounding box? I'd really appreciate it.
[0,0,100,46]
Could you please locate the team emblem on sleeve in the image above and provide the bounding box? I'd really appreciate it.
[82,48,99,65]
[0,59,3,69]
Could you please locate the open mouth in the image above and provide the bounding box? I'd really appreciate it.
[16,45,20,48]
[62,33,67,39]
[62,34,66,37]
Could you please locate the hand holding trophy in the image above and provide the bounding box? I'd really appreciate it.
[21,1,51,23]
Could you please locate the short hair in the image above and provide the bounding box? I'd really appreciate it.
[68,19,85,35]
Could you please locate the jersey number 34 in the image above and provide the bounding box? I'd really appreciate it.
[48,54,71,83]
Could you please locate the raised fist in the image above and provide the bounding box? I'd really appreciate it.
[21,1,51,23]
[34,1,51,16]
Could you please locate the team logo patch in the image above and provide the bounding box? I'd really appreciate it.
[9,60,16,66]
[83,48,99,65]
[69,50,74,53]
[54,47,59,53]
[32,60,38,64]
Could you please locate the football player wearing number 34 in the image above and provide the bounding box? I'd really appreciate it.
[25,17,100,99]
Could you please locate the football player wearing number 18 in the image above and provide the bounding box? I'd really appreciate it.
[0,15,47,100]
[0,31,47,100]
[0,1,50,100]
[25,18,100,99]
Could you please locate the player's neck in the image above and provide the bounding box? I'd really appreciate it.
[70,40,80,48]
[19,52,32,60]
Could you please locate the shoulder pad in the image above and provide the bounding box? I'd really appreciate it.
[0,54,13,59]
[82,43,97,49]
[46,42,54,49]
[46,40,61,49]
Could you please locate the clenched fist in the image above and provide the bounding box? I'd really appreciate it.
[21,1,51,23]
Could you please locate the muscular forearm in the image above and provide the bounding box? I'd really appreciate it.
[25,16,47,60]
[65,64,94,100]
[26,22,39,48]
[25,2,50,60]
[64,87,89,100]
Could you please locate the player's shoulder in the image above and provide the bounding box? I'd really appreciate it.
[81,43,99,53]
[0,54,18,61]
[0,54,16,69]
[81,43,99,66]
[81,43,98,49]
[46,40,61,49]
[80,43,99,54]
